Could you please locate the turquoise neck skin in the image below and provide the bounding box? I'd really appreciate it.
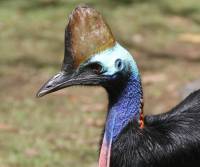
[90,43,143,142]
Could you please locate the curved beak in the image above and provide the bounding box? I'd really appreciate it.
[36,71,74,97]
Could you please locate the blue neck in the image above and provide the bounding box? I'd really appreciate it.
[105,74,143,142]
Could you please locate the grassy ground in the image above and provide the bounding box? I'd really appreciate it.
[0,0,200,166]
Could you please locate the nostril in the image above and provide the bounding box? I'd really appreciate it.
[46,84,52,88]
[45,80,55,89]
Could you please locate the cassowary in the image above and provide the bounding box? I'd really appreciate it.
[37,5,200,167]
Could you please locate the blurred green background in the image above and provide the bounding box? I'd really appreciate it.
[0,0,200,166]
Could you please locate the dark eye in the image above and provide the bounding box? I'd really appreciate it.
[88,63,103,74]
[115,59,123,70]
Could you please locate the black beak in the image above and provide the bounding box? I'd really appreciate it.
[36,68,107,97]
[36,71,75,97]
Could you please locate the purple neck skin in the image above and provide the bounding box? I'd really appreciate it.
[99,74,143,167]
[105,74,143,142]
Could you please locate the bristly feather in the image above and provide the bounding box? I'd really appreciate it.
[110,90,200,167]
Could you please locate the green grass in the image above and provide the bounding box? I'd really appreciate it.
[0,0,200,166]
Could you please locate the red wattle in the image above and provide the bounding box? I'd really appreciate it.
[99,135,112,167]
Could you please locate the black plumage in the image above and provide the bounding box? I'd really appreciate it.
[36,5,200,167]
[111,90,200,167]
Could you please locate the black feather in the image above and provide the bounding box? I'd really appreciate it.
[110,90,200,167]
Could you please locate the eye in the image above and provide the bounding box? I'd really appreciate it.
[88,63,103,74]
[115,59,123,70]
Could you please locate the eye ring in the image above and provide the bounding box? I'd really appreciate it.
[115,59,123,70]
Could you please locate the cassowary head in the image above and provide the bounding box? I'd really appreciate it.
[37,6,143,167]
[37,5,139,97]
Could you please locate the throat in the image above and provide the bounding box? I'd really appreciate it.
[98,74,143,167]
[106,74,143,141]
